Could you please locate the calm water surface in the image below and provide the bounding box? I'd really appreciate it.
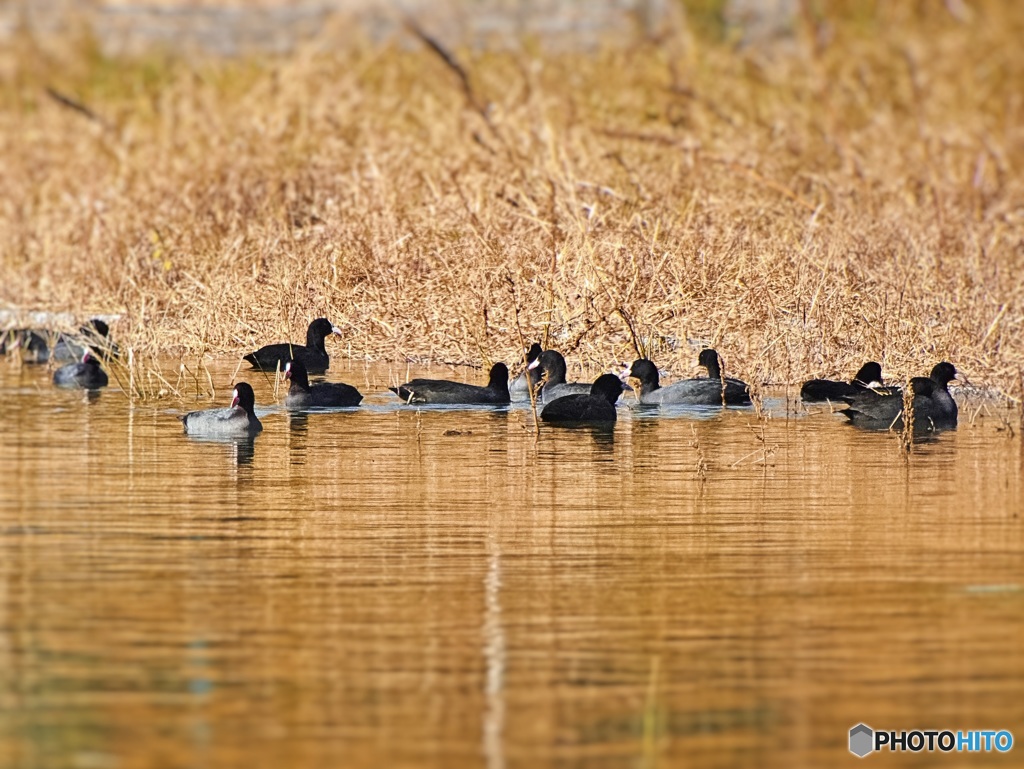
[1,359,1022,769]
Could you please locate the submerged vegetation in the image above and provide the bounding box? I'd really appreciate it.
[0,2,1022,398]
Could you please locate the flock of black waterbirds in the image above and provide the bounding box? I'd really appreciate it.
[2,316,962,438]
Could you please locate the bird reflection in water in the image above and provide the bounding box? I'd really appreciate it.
[183,434,257,467]
[231,438,256,466]
[287,411,309,465]
[538,422,616,461]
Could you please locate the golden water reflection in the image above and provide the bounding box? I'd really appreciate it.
[1,360,1022,768]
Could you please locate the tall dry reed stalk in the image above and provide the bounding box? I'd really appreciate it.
[1,4,1022,399]
[899,379,916,455]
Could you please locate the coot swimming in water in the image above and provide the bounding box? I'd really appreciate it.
[801,361,883,402]
[508,343,543,399]
[284,359,362,408]
[390,363,511,405]
[528,349,592,403]
[52,352,109,390]
[51,319,118,363]
[541,374,624,424]
[243,318,340,375]
[181,382,263,437]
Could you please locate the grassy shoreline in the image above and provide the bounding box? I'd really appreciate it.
[1,4,1023,399]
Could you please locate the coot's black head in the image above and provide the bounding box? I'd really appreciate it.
[591,373,625,404]
[530,350,568,383]
[628,359,659,388]
[698,348,723,378]
[487,362,510,389]
[854,361,883,385]
[88,319,110,338]
[231,382,257,412]
[522,343,544,386]
[929,362,957,386]
[81,351,101,366]
[284,359,310,388]
[306,318,341,345]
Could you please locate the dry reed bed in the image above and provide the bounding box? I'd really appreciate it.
[0,4,1022,399]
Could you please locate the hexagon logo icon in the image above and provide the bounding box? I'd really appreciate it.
[849,723,874,758]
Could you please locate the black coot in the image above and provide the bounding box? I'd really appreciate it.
[0,329,49,362]
[243,318,340,374]
[528,349,592,403]
[509,343,543,399]
[390,363,511,405]
[52,352,109,389]
[51,319,119,363]
[181,382,263,437]
[284,359,363,408]
[801,361,883,402]
[541,374,624,424]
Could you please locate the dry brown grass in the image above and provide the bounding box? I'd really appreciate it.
[1,3,1022,398]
